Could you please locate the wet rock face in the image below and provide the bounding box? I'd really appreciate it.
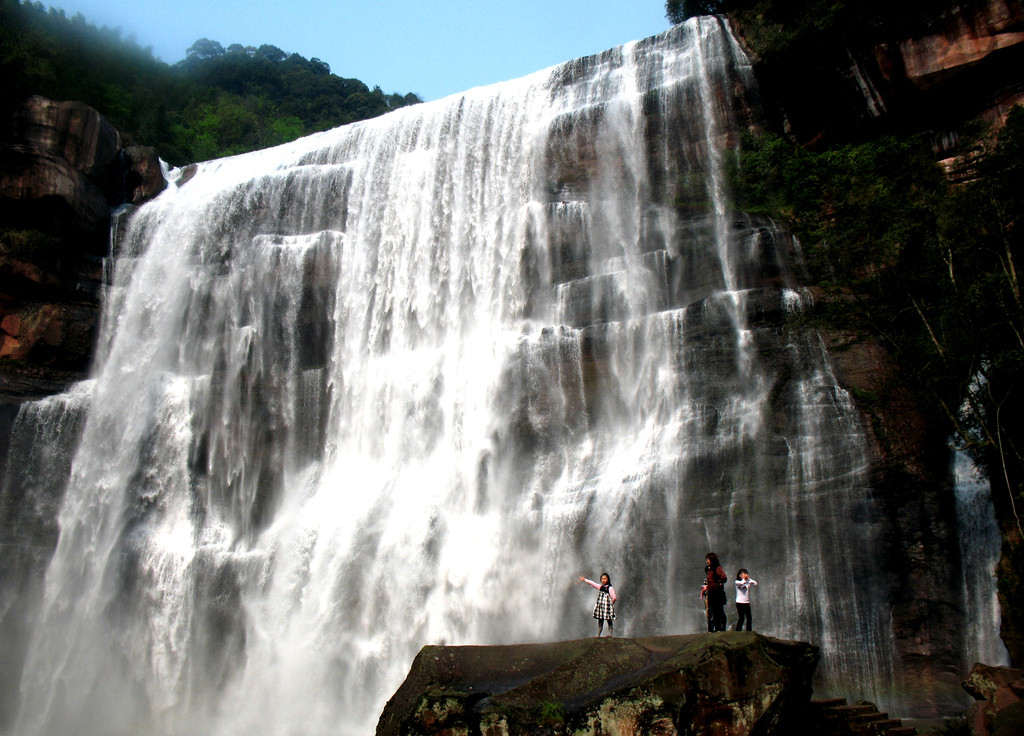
[118,145,166,204]
[820,322,969,716]
[376,633,819,736]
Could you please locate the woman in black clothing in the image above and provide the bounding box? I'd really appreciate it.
[702,552,728,632]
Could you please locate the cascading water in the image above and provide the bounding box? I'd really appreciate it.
[952,376,1011,671]
[954,445,1009,668]
[0,16,994,736]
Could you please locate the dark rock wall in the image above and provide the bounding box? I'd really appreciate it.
[731,0,1024,680]
[0,96,167,466]
[735,0,1024,152]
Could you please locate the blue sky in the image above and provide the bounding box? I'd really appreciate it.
[46,0,674,101]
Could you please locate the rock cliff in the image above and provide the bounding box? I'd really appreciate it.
[735,0,1024,151]
[0,8,1020,726]
[376,633,819,736]
[731,0,1024,687]
[0,96,166,472]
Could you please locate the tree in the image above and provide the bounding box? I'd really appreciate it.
[186,38,224,60]
[666,0,722,24]
[256,44,286,62]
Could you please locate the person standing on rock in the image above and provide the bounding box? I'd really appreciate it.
[732,568,757,631]
[702,553,728,632]
[578,573,616,637]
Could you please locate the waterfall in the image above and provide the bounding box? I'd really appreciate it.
[953,424,1010,669]
[0,16,989,736]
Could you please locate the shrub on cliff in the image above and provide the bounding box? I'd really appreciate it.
[666,0,723,24]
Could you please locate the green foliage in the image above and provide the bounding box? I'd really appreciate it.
[537,701,566,723]
[732,133,946,282]
[936,109,1024,492]
[723,0,972,59]
[666,0,722,24]
[0,228,60,260]
[185,37,224,60]
[730,106,1024,505]
[0,0,422,164]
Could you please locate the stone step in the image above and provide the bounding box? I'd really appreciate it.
[802,696,917,736]
[825,704,877,717]
[874,720,904,730]
[811,697,848,708]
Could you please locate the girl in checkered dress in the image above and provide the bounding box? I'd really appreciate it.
[578,573,617,636]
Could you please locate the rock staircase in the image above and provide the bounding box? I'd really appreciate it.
[807,698,918,736]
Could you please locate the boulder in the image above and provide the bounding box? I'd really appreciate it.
[0,143,111,238]
[376,632,819,736]
[117,145,166,204]
[964,663,1024,701]
[963,663,1024,736]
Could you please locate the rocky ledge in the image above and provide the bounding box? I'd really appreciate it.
[963,663,1024,736]
[376,632,819,736]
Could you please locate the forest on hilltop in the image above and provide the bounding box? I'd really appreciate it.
[0,0,421,164]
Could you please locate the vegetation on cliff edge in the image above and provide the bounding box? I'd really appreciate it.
[668,0,982,43]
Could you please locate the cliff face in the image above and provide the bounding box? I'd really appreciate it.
[0,96,166,470]
[877,0,1024,131]
[731,0,1024,676]
[736,0,1024,151]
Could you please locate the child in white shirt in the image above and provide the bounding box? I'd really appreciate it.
[733,569,758,631]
